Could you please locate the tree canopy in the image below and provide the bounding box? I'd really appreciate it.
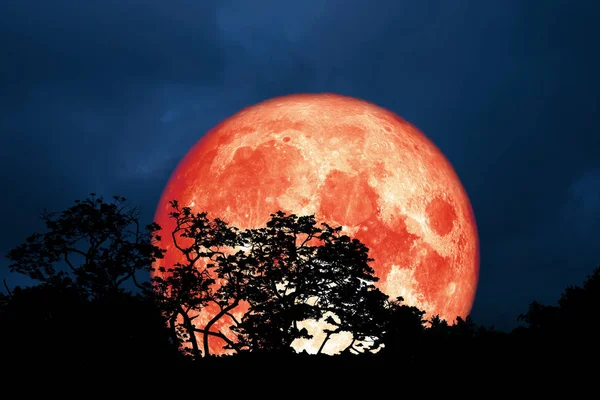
[151,202,394,356]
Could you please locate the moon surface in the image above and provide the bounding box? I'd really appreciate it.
[153,93,479,355]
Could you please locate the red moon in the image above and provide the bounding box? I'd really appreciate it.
[153,93,479,354]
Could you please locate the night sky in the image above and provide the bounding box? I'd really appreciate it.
[1,0,598,331]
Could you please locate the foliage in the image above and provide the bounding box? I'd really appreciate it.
[519,266,600,339]
[153,205,386,356]
[5,194,164,299]
[2,194,599,368]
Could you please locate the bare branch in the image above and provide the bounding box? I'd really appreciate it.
[225,311,240,326]
[65,247,88,258]
[317,331,332,355]
[63,253,77,273]
[115,271,134,287]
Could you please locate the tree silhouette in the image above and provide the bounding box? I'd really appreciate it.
[517,300,560,333]
[558,266,600,336]
[6,194,164,298]
[155,205,385,355]
[229,211,381,353]
[6,193,600,369]
[322,284,389,355]
[2,194,177,365]
[377,297,427,358]
[519,266,600,339]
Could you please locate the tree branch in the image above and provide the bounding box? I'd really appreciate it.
[177,305,201,359]
[2,279,12,297]
[299,232,314,248]
[131,272,149,293]
[200,329,241,353]
[65,247,88,258]
[225,311,240,326]
[115,270,134,288]
[202,299,240,356]
[63,253,77,273]
[342,338,356,354]
[317,331,333,355]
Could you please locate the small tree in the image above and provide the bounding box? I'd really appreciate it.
[3,194,177,364]
[6,194,164,298]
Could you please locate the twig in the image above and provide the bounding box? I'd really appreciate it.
[3,279,12,297]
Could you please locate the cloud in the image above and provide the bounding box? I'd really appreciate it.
[0,0,232,259]
[0,1,230,87]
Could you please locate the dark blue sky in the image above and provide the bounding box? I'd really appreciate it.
[1,0,598,330]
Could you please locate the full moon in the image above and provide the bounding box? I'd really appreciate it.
[153,93,479,355]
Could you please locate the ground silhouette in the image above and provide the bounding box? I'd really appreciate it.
[2,194,598,369]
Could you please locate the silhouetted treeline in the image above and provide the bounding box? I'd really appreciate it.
[1,194,598,368]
